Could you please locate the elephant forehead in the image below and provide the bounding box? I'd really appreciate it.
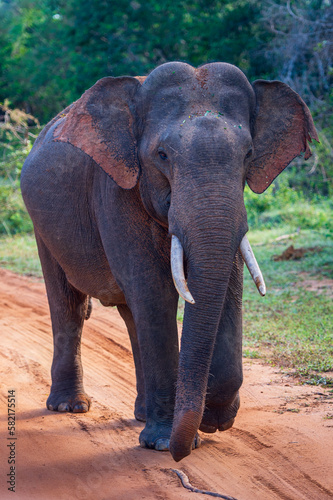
[142,87,252,128]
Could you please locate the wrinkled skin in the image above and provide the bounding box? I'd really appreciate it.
[21,62,318,461]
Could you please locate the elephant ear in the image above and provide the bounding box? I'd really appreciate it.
[53,76,141,189]
[247,80,319,194]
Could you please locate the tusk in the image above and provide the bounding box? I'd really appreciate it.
[171,235,195,304]
[240,235,266,296]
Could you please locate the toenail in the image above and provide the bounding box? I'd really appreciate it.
[193,434,202,449]
[58,403,70,412]
[155,438,170,451]
[73,402,89,413]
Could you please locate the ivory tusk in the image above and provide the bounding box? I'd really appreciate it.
[171,235,195,304]
[240,235,266,296]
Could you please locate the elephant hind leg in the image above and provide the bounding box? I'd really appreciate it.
[117,304,146,422]
[36,233,91,413]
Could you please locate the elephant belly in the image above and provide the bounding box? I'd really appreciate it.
[67,266,126,307]
[54,249,125,307]
[34,213,126,306]
[46,239,126,306]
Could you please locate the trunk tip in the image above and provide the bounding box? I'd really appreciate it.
[170,443,192,462]
[169,409,202,462]
[169,432,193,462]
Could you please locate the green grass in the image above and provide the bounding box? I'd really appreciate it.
[0,233,41,276]
[242,227,333,383]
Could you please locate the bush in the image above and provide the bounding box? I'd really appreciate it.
[245,175,333,235]
[0,100,37,235]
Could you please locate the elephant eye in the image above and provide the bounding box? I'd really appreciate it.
[158,150,168,161]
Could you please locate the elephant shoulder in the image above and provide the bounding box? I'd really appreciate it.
[31,104,74,152]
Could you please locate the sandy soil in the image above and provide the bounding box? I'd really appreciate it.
[0,268,332,500]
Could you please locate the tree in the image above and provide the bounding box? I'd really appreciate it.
[0,0,266,121]
[260,0,333,196]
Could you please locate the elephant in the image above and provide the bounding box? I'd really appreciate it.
[20,61,318,462]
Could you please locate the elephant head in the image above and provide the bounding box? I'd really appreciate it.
[53,62,318,461]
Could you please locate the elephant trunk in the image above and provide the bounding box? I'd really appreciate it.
[168,195,245,461]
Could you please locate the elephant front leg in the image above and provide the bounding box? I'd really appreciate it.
[128,288,181,451]
[200,253,243,433]
[36,235,91,413]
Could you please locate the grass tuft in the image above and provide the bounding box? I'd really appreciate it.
[0,233,41,276]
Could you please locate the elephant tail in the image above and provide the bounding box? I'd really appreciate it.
[85,296,92,320]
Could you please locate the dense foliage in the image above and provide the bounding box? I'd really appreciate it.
[261,0,333,197]
[0,0,272,121]
[0,0,332,236]
[0,101,36,234]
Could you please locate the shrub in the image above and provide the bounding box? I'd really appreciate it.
[0,100,37,235]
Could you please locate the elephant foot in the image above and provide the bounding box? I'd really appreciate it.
[47,389,91,413]
[139,422,201,451]
[200,392,240,433]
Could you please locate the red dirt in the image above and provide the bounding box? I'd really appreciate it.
[0,268,332,500]
[273,245,322,261]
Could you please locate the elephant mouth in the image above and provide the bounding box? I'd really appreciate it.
[170,234,266,304]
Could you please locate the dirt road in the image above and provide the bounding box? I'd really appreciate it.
[0,268,332,500]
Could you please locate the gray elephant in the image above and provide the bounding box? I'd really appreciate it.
[21,62,318,461]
